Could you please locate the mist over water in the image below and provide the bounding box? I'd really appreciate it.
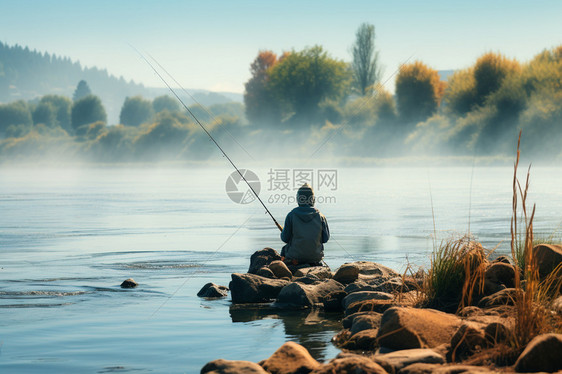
[1,165,561,372]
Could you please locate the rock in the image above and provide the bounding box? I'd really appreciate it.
[229,273,289,304]
[260,341,320,374]
[514,333,562,372]
[478,288,522,308]
[293,266,332,280]
[447,322,488,362]
[533,244,562,277]
[345,281,383,294]
[433,364,493,373]
[197,282,229,298]
[248,247,282,274]
[377,307,462,351]
[493,255,512,264]
[201,359,268,373]
[355,261,400,280]
[345,299,394,316]
[276,279,344,308]
[484,262,515,295]
[350,313,383,336]
[311,354,387,374]
[398,362,442,374]
[343,291,394,310]
[484,322,512,345]
[343,311,382,329]
[340,329,380,351]
[457,306,485,317]
[120,278,138,288]
[256,266,276,278]
[269,261,293,279]
[333,263,360,284]
[373,348,445,373]
[321,290,347,312]
[374,277,415,293]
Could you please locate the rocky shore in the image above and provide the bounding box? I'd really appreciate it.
[198,245,562,373]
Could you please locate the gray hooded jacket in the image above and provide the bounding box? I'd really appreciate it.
[280,206,329,263]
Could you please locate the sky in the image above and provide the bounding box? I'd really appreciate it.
[1,0,561,93]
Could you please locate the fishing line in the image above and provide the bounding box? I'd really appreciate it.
[131,46,283,232]
[145,52,255,162]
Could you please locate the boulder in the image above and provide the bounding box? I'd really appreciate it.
[248,247,282,274]
[345,281,383,294]
[377,307,462,351]
[311,354,387,374]
[514,333,562,372]
[201,359,268,373]
[338,329,380,351]
[197,282,229,298]
[373,348,445,373]
[333,263,360,284]
[260,341,320,374]
[256,267,276,278]
[343,311,382,329]
[484,322,512,345]
[343,291,394,310]
[493,255,512,264]
[478,288,522,308]
[532,244,562,277]
[350,313,383,336]
[276,279,344,308]
[355,261,400,280]
[447,322,488,362]
[293,266,332,279]
[229,273,289,304]
[269,261,293,279]
[120,278,138,288]
[398,362,442,374]
[345,299,395,316]
[483,262,515,295]
[321,290,347,312]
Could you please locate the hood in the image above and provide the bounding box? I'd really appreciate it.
[293,206,319,223]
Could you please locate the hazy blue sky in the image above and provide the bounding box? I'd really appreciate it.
[1,0,561,93]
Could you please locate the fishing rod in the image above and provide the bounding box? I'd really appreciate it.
[134,49,283,232]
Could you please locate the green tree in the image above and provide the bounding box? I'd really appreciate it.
[395,61,445,123]
[0,100,33,134]
[119,96,154,127]
[152,95,180,113]
[73,80,92,101]
[351,23,381,96]
[244,50,282,125]
[71,95,107,132]
[269,46,351,125]
[40,95,72,131]
[32,102,57,127]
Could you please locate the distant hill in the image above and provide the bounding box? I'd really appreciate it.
[0,42,242,124]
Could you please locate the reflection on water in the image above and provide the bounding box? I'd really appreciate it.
[230,304,342,362]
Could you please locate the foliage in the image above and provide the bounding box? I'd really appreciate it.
[395,61,445,124]
[152,95,180,113]
[0,100,33,134]
[269,46,351,126]
[71,95,107,131]
[73,80,92,101]
[39,95,72,131]
[473,52,520,106]
[244,50,283,126]
[351,23,382,96]
[119,96,154,127]
[444,68,477,116]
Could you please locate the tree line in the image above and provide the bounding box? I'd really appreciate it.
[1,24,561,163]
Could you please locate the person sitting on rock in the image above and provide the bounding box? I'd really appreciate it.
[280,183,330,267]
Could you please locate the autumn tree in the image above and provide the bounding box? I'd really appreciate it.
[395,61,445,123]
[120,96,154,127]
[269,46,351,125]
[473,52,520,106]
[351,23,381,96]
[243,50,282,125]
